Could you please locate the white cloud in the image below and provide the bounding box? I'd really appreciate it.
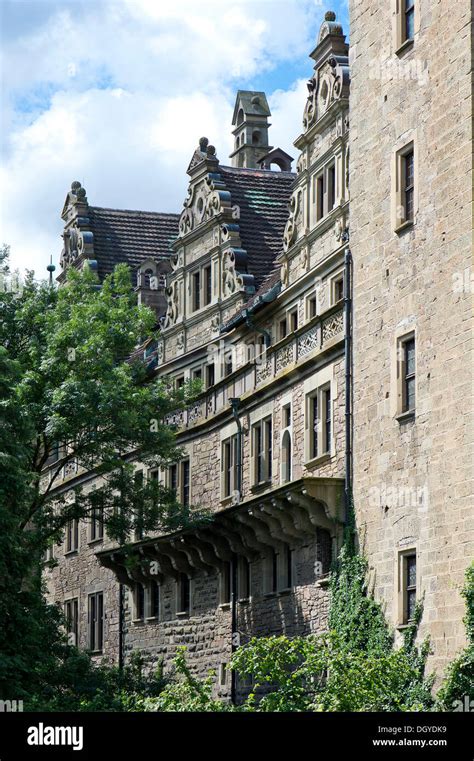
[0,0,331,276]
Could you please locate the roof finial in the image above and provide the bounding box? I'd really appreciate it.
[199,137,209,152]
[325,10,336,21]
[46,254,56,286]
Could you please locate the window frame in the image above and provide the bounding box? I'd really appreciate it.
[177,573,191,616]
[64,597,79,647]
[394,142,415,231]
[307,383,332,463]
[398,549,417,625]
[88,591,104,653]
[221,435,238,500]
[65,518,79,554]
[252,416,273,486]
[396,332,416,417]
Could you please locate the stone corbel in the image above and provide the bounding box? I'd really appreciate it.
[235,511,280,550]
[219,517,263,556]
[170,537,214,576]
[252,504,289,544]
[212,522,257,562]
[266,499,303,540]
[195,530,232,563]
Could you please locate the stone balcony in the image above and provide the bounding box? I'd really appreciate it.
[166,303,344,430]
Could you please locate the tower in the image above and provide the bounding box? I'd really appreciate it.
[229,90,273,168]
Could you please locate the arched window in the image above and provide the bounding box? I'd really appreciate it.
[143,268,154,287]
[252,129,261,145]
[281,430,292,483]
[237,108,244,125]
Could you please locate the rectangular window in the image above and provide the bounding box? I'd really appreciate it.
[316,173,325,221]
[307,293,317,320]
[224,353,233,377]
[206,363,215,388]
[192,271,201,311]
[177,573,190,615]
[90,505,104,542]
[395,143,415,229]
[134,583,145,621]
[192,367,202,382]
[169,463,178,495]
[148,580,160,619]
[333,274,344,304]
[403,150,414,222]
[283,404,291,429]
[279,318,287,340]
[310,394,319,459]
[219,663,228,686]
[404,0,415,42]
[253,417,272,485]
[308,384,332,461]
[222,435,238,499]
[65,518,79,553]
[181,459,190,507]
[283,545,293,589]
[220,561,232,605]
[397,333,416,415]
[203,265,212,306]
[327,164,336,212]
[64,598,79,647]
[175,375,185,390]
[289,308,298,333]
[238,557,250,600]
[271,549,278,593]
[323,387,331,454]
[134,470,144,540]
[88,592,104,652]
[399,552,417,624]
[403,337,416,412]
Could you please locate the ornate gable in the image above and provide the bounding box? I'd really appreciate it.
[162,138,255,332]
[58,181,96,278]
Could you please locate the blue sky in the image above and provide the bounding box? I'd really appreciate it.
[0,0,349,275]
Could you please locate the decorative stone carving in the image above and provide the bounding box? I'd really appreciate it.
[210,314,220,332]
[163,280,180,328]
[222,249,243,296]
[297,326,319,359]
[296,153,307,174]
[322,310,344,342]
[283,188,303,252]
[176,331,185,352]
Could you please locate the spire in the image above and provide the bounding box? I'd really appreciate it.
[229,91,273,169]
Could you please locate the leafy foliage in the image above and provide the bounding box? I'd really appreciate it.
[147,647,229,712]
[26,648,167,712]
[436,562,474,710]
[0,253,205,701]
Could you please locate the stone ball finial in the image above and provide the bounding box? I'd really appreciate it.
[206,144,216,157]
[325,11,336,21]
[199,137,209,151]
[71,180,82,191]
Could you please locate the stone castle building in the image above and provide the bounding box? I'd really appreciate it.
[44,8,473,698]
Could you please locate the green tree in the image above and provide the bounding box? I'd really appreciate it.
[0,254,204,700]
[436,562,474,710]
